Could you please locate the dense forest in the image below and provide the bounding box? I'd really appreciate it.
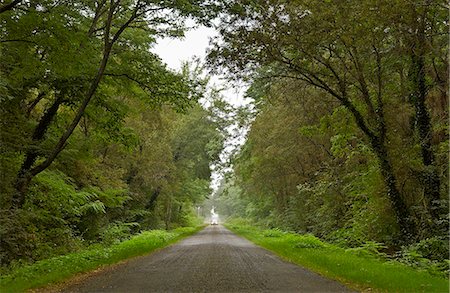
[212,0,449,273]
[0,0,448,281]
[0,0,224,266]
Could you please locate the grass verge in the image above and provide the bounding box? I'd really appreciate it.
[0,226,204,292]
[225,220,449,293]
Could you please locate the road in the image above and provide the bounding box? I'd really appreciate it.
[62,225,352,292]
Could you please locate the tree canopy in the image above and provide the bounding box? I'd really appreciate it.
[0,0,448,278]
[211,0,448,247]
[0,0,224,264]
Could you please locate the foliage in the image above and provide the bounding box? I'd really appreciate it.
[0,0,448,291]
[0,226,203,293]
[213,1,448,280]
[345,241,387,259]
[262,228,286,238]
[395,237,450,278]
[100,222,140,245]
[211,0,448,244]
[226,220,449,292]
[0,99,222,265]
[0,0,225,270]
[292,235,326,249]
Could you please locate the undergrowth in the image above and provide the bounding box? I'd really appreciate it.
[226,219,449,293]
[0,226,203,292]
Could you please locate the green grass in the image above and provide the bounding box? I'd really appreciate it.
[225,221,449,293]
[0,226,204,292]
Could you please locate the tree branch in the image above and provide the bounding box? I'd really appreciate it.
[104,72,155,93]
[88,0,108,37]
[276,54,378,142]
[0,0,21,14]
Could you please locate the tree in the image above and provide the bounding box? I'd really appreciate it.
[208,0,448,242]
[0,0,219,207]
[403,1,448,226]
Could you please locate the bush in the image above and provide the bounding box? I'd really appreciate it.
[0,227,200,292]
[262,228,286,238]
[345,241,387,258]
[408,237,449,261]
[326,227,368,248]
[100,222,140,245]
[293,234,326,249]
[396,237,449,277]
[0,208,85,265]
[0,209,38,265]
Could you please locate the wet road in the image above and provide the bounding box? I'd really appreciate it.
[62,225,352,292]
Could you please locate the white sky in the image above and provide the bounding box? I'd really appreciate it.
[152,25,251,193]
[152,25,215,71]
[152,25,250,107]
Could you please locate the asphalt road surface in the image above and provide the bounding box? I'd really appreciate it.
[62,225,352,292]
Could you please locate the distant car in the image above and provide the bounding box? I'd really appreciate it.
[211,214,219,225]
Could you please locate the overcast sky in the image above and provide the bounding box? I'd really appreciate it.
[152,25,215,70]
[152,25,250,107]
[152,25,251,193]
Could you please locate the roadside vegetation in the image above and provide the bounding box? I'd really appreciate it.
[0,226,203,292]
[1,0,448,292]
[211,1,449,291]
[1,0,226,283]
[226,219,449,293]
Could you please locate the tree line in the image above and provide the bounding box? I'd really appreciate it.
[0,0,223,265]
[0,0,448,273]
[212,0,448,254]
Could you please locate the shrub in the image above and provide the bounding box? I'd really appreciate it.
[396,237,449,277]
[293,234,326,249]
[262,228,286,237]
[100,222,140,245]
[345,241,387,258]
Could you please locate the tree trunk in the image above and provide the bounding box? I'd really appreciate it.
[12,44,113,208]
[165,198,172,230]
[12,2,143,208]
[26,92,45,117]
[409,9,442,224]
[338,93,416,242]
[369,137,416,242]
[146,186,161,210]
[14,95,65,206]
